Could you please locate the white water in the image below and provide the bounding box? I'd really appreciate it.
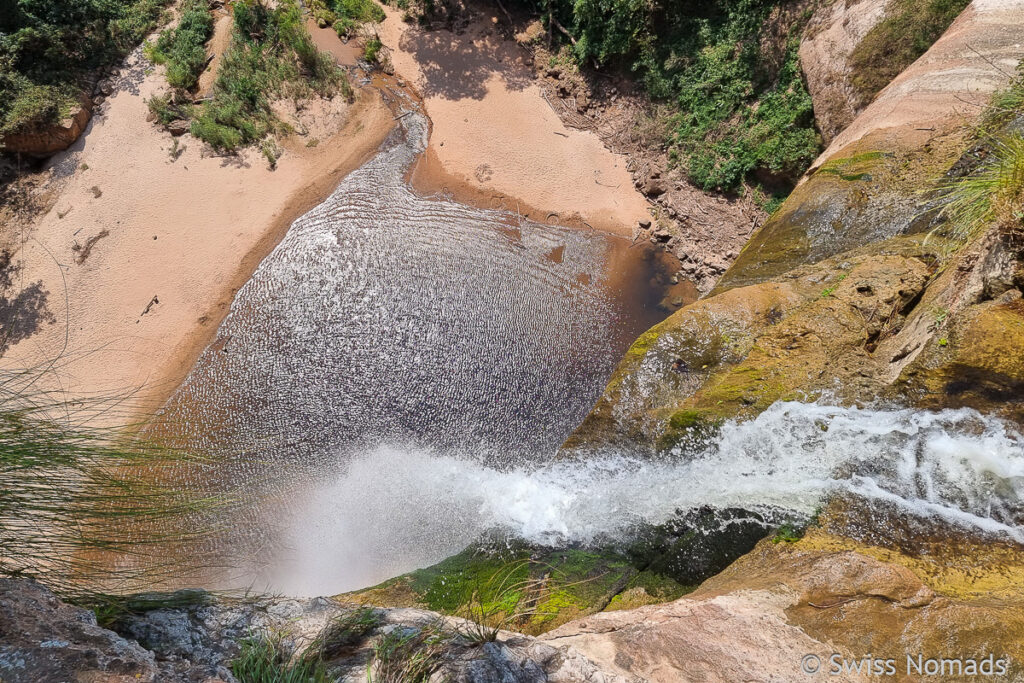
[267,401,1024,595]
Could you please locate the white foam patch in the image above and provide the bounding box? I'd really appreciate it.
[262,402,1024,595]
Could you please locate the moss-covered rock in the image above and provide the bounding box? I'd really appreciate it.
[568,240,942,452]
[714,133,963,292]
[339,506,792,634]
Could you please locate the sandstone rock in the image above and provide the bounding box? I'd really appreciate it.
[167,119,191,137]
[799,0,888,143]
[1,95,93,157]
[546,538,1024,683]
[0,579,158,683]
[642,177,666,197]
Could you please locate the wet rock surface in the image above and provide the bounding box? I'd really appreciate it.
[340,506,789,635]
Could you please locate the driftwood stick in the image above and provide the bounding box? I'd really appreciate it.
[550,16,576,46]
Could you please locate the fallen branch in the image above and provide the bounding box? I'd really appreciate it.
[550,16,576,46]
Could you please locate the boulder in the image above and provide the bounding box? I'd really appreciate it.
[799,0,889,143]
[0,579,158,683]
[1,95,93,157]
[0,578,630,683]
[543,537,1024,682]
[167,119,191,137]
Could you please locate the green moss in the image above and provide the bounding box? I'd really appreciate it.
[342,543,689,634]
[849,0,972,104]
[407,546,531,614]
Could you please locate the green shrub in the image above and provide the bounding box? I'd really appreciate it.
[849,0,971,104]
[188,0,347,151]
[146,91,192,124]
[1,0,172,136]
[541,0,822,194]
[363,37,383,62]
[146,0,215,90]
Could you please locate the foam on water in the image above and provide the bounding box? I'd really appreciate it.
[265,401,1024,595]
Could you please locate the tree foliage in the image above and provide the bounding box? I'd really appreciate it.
[0,0,170,135]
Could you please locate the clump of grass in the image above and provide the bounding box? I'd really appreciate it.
[261,138,282,169]
[146,90,193,125]
[849,0,971,104]
[231,631,331,683]
[368,623,447,683]
[935,133,1024,243]
[145,0,214,90]
[0,369,224,597]
[303,607,381,661]
[189,0,348,152]
[363,36,383,63]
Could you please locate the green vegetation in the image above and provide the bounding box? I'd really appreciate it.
[186,0,348,151]
[368,624,447,683]
[231,632,332,683]
[0,0,170,136]
[937,133,1024,242]
[144,0,214,90]
[363,36,384,63]
[820,273,847,298]
[546,0,821,193]
[925,66,1024,248]
[771,521,804,543]
[849,0,972,104]
[0,371,221,597]
[310,0,386,37]
[303,607,381,661]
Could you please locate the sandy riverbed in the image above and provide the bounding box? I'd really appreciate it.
[377,6,651,236]
[2,47,394,421]
[3,6,657,421]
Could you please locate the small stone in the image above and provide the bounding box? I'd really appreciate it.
[167,119,190,137]
[638,219,652,229]
[93,95,105,106]
[98,79,114,96]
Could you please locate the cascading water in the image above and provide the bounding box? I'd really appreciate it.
[157,99,1024,597]
[268,401,1024,594]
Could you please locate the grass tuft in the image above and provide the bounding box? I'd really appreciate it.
[935,133,1024,243]
[0,366,227,598]
[303,607,381,661]
[231,631,332,683]
[368,623,447,683]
